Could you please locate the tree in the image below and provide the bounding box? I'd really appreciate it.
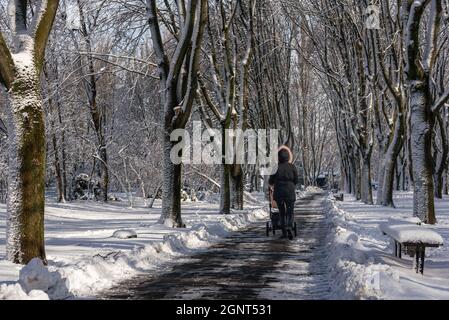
[403,0,449,224]
[146,0,207,227]
[198,0,257,213]
[0,0,59,264]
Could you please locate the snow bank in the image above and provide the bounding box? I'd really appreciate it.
[19,258,51,293]
[325,192,449,300]
[0,206,268,300]
[324,196,390,299]
[0,283,49,300]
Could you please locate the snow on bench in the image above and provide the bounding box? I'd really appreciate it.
[379,220,443,274]
[379,221,444,245]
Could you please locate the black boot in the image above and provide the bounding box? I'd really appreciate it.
[287,229,293,240]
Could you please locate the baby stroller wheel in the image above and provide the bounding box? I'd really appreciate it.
[294,222,298,237]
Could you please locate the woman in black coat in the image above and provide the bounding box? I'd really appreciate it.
[269,147,299,240]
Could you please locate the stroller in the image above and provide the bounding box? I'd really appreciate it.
[266,187,297,237]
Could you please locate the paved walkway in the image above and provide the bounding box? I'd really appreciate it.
[102,193,331,300]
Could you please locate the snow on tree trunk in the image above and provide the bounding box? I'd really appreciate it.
[220,163,231,215]
[381,115,404,207]
[376,155,385,205]
[147,0,207,228]
[99,146,109,202]
[230,164,244,210]
[360,157,373,205]
[6,49,46,264]
[410,85,436,224]
[159,138,183,227]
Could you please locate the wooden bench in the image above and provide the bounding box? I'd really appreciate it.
[380,221,444,275]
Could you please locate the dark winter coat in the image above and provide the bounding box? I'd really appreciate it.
[269,162,299,202]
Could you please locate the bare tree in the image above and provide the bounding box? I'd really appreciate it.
[146,0,207,227]
[403,0,449,224]
[0,0,59,264]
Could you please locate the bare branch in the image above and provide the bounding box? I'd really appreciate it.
[0,31,14,88]
[33,0,60,73]
[177,0,208,127]
[146,0,169,80]
[432,86,449,113]
[423,0,442,72]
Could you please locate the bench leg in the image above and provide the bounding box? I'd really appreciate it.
[394,241,398,257]
[415,247,420,274]
[420,248,425,275]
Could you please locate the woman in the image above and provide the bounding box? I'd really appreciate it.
[269,146,298,240]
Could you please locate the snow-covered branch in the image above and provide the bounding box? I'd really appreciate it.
[33,0,60,73]
[176,0,208,127]
[432,87,449,113]
[166,0,197,85]
[423,0,442,73]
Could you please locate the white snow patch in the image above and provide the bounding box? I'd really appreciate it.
[112,230,138,239]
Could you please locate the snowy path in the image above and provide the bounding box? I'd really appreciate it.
[102,193,331,300]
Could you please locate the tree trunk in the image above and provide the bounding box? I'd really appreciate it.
[376,151,386,205]
[57,101,68,200]
[99,145,109,202]
[402,159,407,191]
[434,174,443,199]
[395,160,401,191]
[444,172,449,195]
[254,170,260,192]
[345,163,351,194]
[382,153,398,207]
[340,164,345,193]
[159,138,183,227]
[382,113,405,207]
[230,166,244,210]
[350,156,360,199]
[6,69,47,264]
[410,85,436,224]
[220,164,231,214]
[52,129,65,203]
[360,156,373,204]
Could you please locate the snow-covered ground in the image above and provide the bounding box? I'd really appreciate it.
[325,192,449,299]
[4,188,447,300]
[0,195,268,300]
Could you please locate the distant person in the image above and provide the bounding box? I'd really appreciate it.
[269,146,299,240]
